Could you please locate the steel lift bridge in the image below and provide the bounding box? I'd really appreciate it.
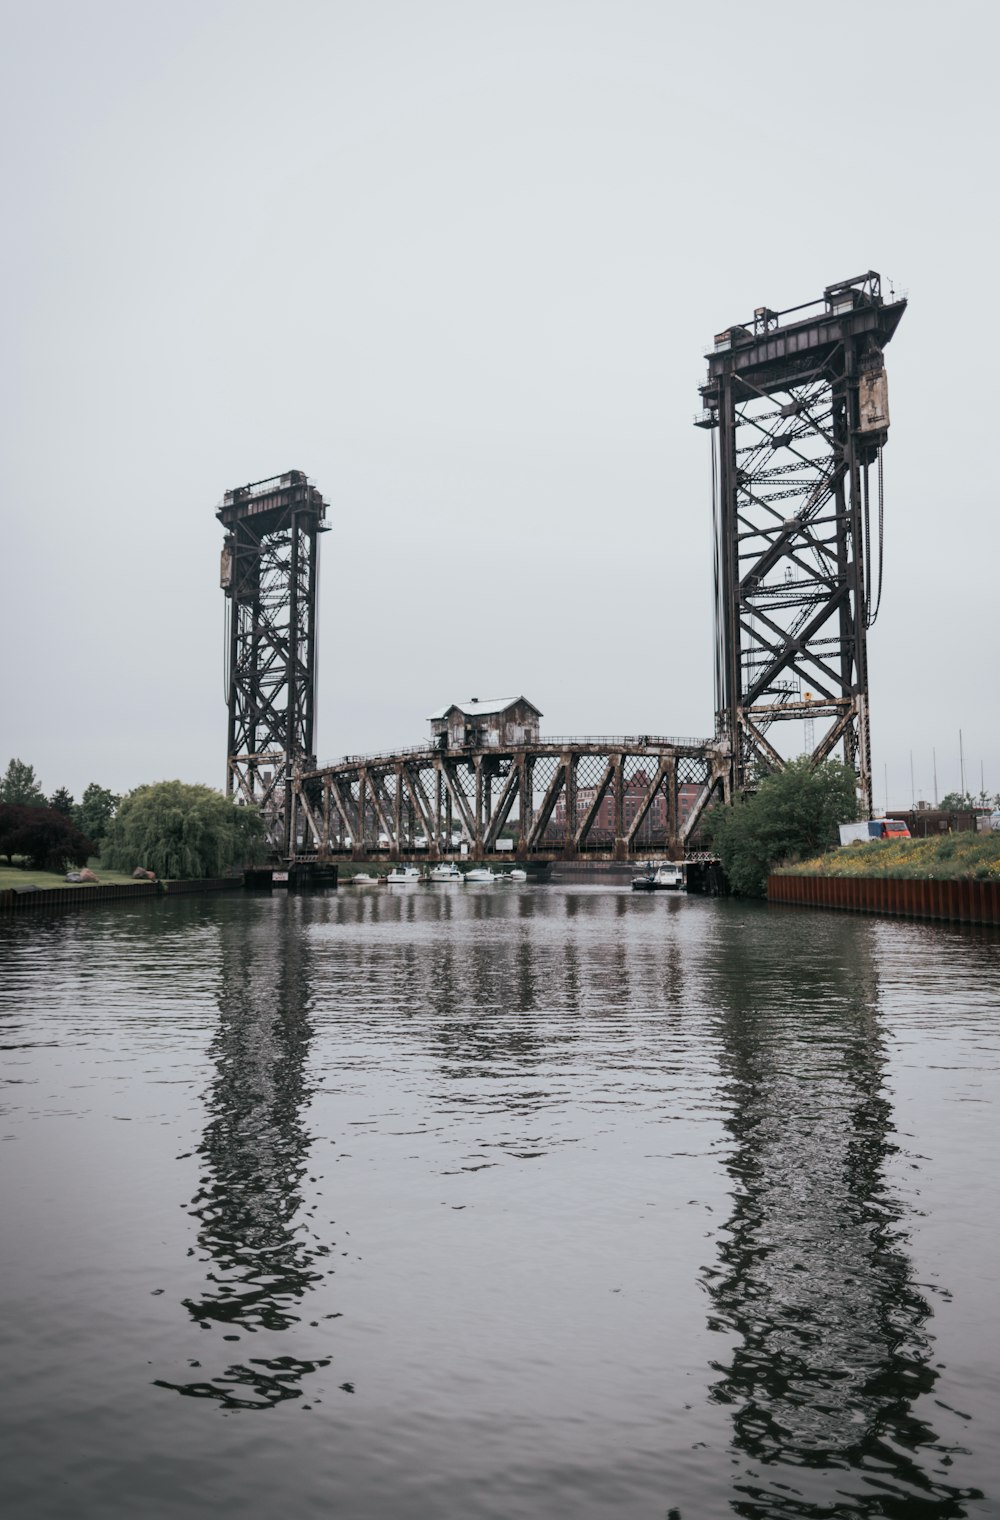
[697,271,905,813]
[217,474,727,863]
[219,273,903,862]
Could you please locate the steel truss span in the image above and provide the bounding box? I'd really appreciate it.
[218,470,328,855]
[291,739,730,864]
[697,271,906,811]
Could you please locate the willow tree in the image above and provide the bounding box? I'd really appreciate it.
[101,781,266,879]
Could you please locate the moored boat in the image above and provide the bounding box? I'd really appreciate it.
[428,863,464,882]
[386,865,421,884]
[464,867,497,883]
[631,862,685,891]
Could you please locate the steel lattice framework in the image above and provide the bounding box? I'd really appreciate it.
[218,470,328,854]
[697,272,906,811]
[291,737,729,863]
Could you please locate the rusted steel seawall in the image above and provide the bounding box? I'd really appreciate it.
[768,873,1000,927]
[0,881,161,914]
[0,878,245,914]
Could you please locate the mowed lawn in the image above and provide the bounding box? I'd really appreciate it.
[0,863,145,891]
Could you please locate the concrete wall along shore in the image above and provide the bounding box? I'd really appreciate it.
[0,878,244,914]
[769,873,1000,927]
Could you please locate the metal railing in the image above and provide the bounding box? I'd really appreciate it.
[312,734,716,771]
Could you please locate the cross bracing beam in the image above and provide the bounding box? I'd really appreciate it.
[291,740,728,864]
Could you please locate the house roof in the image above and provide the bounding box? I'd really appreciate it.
[426,696,542,721]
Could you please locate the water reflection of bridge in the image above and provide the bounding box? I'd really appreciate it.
[291,736,730,865]
[701,910,978,1517]
[155,900,333,1411]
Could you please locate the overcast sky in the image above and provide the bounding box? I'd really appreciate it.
[3,0,997,808]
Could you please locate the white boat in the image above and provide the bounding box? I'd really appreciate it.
[508,868,527,882]
[350,872,379,885]
[386,865,421,884]
[631,862,685,892]
[428,863,463,882]
[464,867,497,883]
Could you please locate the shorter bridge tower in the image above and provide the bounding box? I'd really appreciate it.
[697,272,906,814]
[218,470,328,855]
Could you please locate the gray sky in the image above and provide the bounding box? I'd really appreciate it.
[3,0,997,808]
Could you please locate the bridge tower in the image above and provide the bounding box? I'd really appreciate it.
[218,470,329,855]
[697,272,906,814]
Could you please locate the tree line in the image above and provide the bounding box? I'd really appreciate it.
[0,759,264,878]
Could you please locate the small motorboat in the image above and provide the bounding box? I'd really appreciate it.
[464,867,497,883]
[350,872,379,885]
[386,865,421,884]
[428,863,464,882]
[508,868,527,882]
[631,863,685,891]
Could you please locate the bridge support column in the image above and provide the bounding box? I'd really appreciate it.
[665,754,678,856]
[563,752,577,859]
[613,755,627,861]
[517,754,532,861]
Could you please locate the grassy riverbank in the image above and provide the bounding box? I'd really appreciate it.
[787,832,1000,881]
[0,864,149,891]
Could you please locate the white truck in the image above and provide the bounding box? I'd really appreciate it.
[839,819,911,845]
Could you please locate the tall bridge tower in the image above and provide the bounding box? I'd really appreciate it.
[218,470,328,855]
[697,272,906,813]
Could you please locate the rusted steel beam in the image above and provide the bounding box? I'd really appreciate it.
[402,764,436,849]
[362,767,394,850]
[441,760,476,842]
[574,757,615,850]
[526,758,567,849]
[613,756,626,860]
[483,765,519,851]
[624,757,670,847]
[295,782,325,855]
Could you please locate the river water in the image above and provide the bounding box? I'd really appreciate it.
[1,885,997,1518]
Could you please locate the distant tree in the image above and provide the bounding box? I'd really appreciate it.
[0,804,95,871]
[939,791,974,810]
[101,780,266,879]
[0,758,46,808]
[706,757,859,897]
[49,787,75,817]
[74,783,120,848]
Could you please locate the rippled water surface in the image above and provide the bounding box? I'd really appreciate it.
[1,886,998,1518]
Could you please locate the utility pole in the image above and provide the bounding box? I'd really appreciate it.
[933,747,938,807]
[959,729,966,799]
